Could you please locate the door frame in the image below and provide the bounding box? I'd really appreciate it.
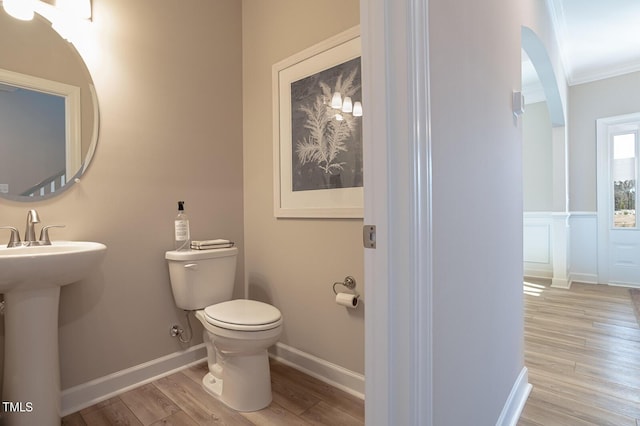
[596,112,640,286]
[361,0,433,424]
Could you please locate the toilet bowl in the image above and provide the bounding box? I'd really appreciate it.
[196,300,282,411]
[165,248,282,412]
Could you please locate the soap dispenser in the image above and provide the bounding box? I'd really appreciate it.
[174,201,191,251]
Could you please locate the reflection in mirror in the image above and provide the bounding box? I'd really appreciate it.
[0,11,98,201]
[0,69,81,197]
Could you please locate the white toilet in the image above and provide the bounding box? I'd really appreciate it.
[165,247,282,412]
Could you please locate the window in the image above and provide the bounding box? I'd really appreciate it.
[611,131,638,227]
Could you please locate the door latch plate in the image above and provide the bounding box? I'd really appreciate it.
[363,225,376,249]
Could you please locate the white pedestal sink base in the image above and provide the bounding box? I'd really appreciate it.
[0,241,107,425]
[3,287,61,426]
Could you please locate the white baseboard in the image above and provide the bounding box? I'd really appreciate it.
[62,342,364,416]
[495,367,532,426]
[551,277,571,289]
[608,281,640,289]
[523,265,553,280]
[269,342,365,400]
[61,344,206,416]
[569,273,598,285]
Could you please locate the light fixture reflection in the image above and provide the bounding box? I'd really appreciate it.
[329,92,363,120]
[3,0,93,45]
[331,92,343,109]
[56,0,91,19]
[342,96,353,113]
[3,0,35,20]
[353,101,363,117]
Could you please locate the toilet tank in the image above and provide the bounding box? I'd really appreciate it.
[165,247,238,310]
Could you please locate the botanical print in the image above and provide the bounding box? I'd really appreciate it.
[290,57,362,192]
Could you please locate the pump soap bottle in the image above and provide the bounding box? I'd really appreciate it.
[174,201,191,251]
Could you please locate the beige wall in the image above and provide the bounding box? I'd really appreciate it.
[569,70,640,212]
[523,101,553,211]
[0,0,244,389]
[242,1,364,374]
[0,0,363,393]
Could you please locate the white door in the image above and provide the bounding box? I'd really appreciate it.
[597,113,640,287]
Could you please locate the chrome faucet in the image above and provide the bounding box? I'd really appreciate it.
[1,210,64,247]
[24,209,41,246]
[0,226,22,247]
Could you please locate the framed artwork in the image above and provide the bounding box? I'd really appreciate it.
[272,26,362,218]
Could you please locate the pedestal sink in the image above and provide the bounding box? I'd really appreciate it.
[0,241,107,426]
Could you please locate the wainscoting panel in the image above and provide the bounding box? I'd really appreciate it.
[523,224,550,263]
[523,213,552,278]
[568,212,598,284]
[523,212,599,284]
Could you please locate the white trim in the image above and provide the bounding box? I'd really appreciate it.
[544,0,572,85]
[551,213,570,289]
[542,0,640,86]
[597,115,622,284]
[551,277,571,289]
[269,342,364,399]
[569,63,640,87]
[523,212,576,288]
[523,213,552,277]
[524,267,553,280]
[361,0,391,423]
[61,344,206,416]
[495,367,532,426]
[597,113,640,287]
[568,273,599,285]
[607,281,640,289]
[410,0,433,424]
[523,212,600,286]
[362,0,433,424]
[568,211,597,217]
[523,211,554,218]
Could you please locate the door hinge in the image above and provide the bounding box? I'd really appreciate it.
[363,225,376,249]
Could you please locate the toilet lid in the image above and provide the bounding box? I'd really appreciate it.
[204,299,282,331]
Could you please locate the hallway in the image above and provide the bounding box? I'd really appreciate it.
[519,279,640,425]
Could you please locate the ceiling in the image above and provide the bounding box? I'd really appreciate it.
[523,0,640,103]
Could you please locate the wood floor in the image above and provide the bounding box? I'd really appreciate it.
[62,360,364,426]
[63,280,640,425]
[519,279,640,426]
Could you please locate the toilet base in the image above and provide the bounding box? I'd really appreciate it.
[195,309,281,412]
[202,372,223,400]
[201,351,272,412]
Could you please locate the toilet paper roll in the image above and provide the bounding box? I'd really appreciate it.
[336,292,359,308]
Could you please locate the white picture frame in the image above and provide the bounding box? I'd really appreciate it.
[272,26,363,218]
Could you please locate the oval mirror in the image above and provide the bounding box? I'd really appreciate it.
[0,11,98,201]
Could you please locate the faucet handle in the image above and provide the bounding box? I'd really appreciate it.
[39,225,65,245]
[0,226,22,247]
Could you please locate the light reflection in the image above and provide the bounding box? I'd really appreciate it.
[523,281,545,297]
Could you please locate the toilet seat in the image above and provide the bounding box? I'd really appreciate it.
[204,299,282,332]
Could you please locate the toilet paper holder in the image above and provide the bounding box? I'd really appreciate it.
[333,276,357,295]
